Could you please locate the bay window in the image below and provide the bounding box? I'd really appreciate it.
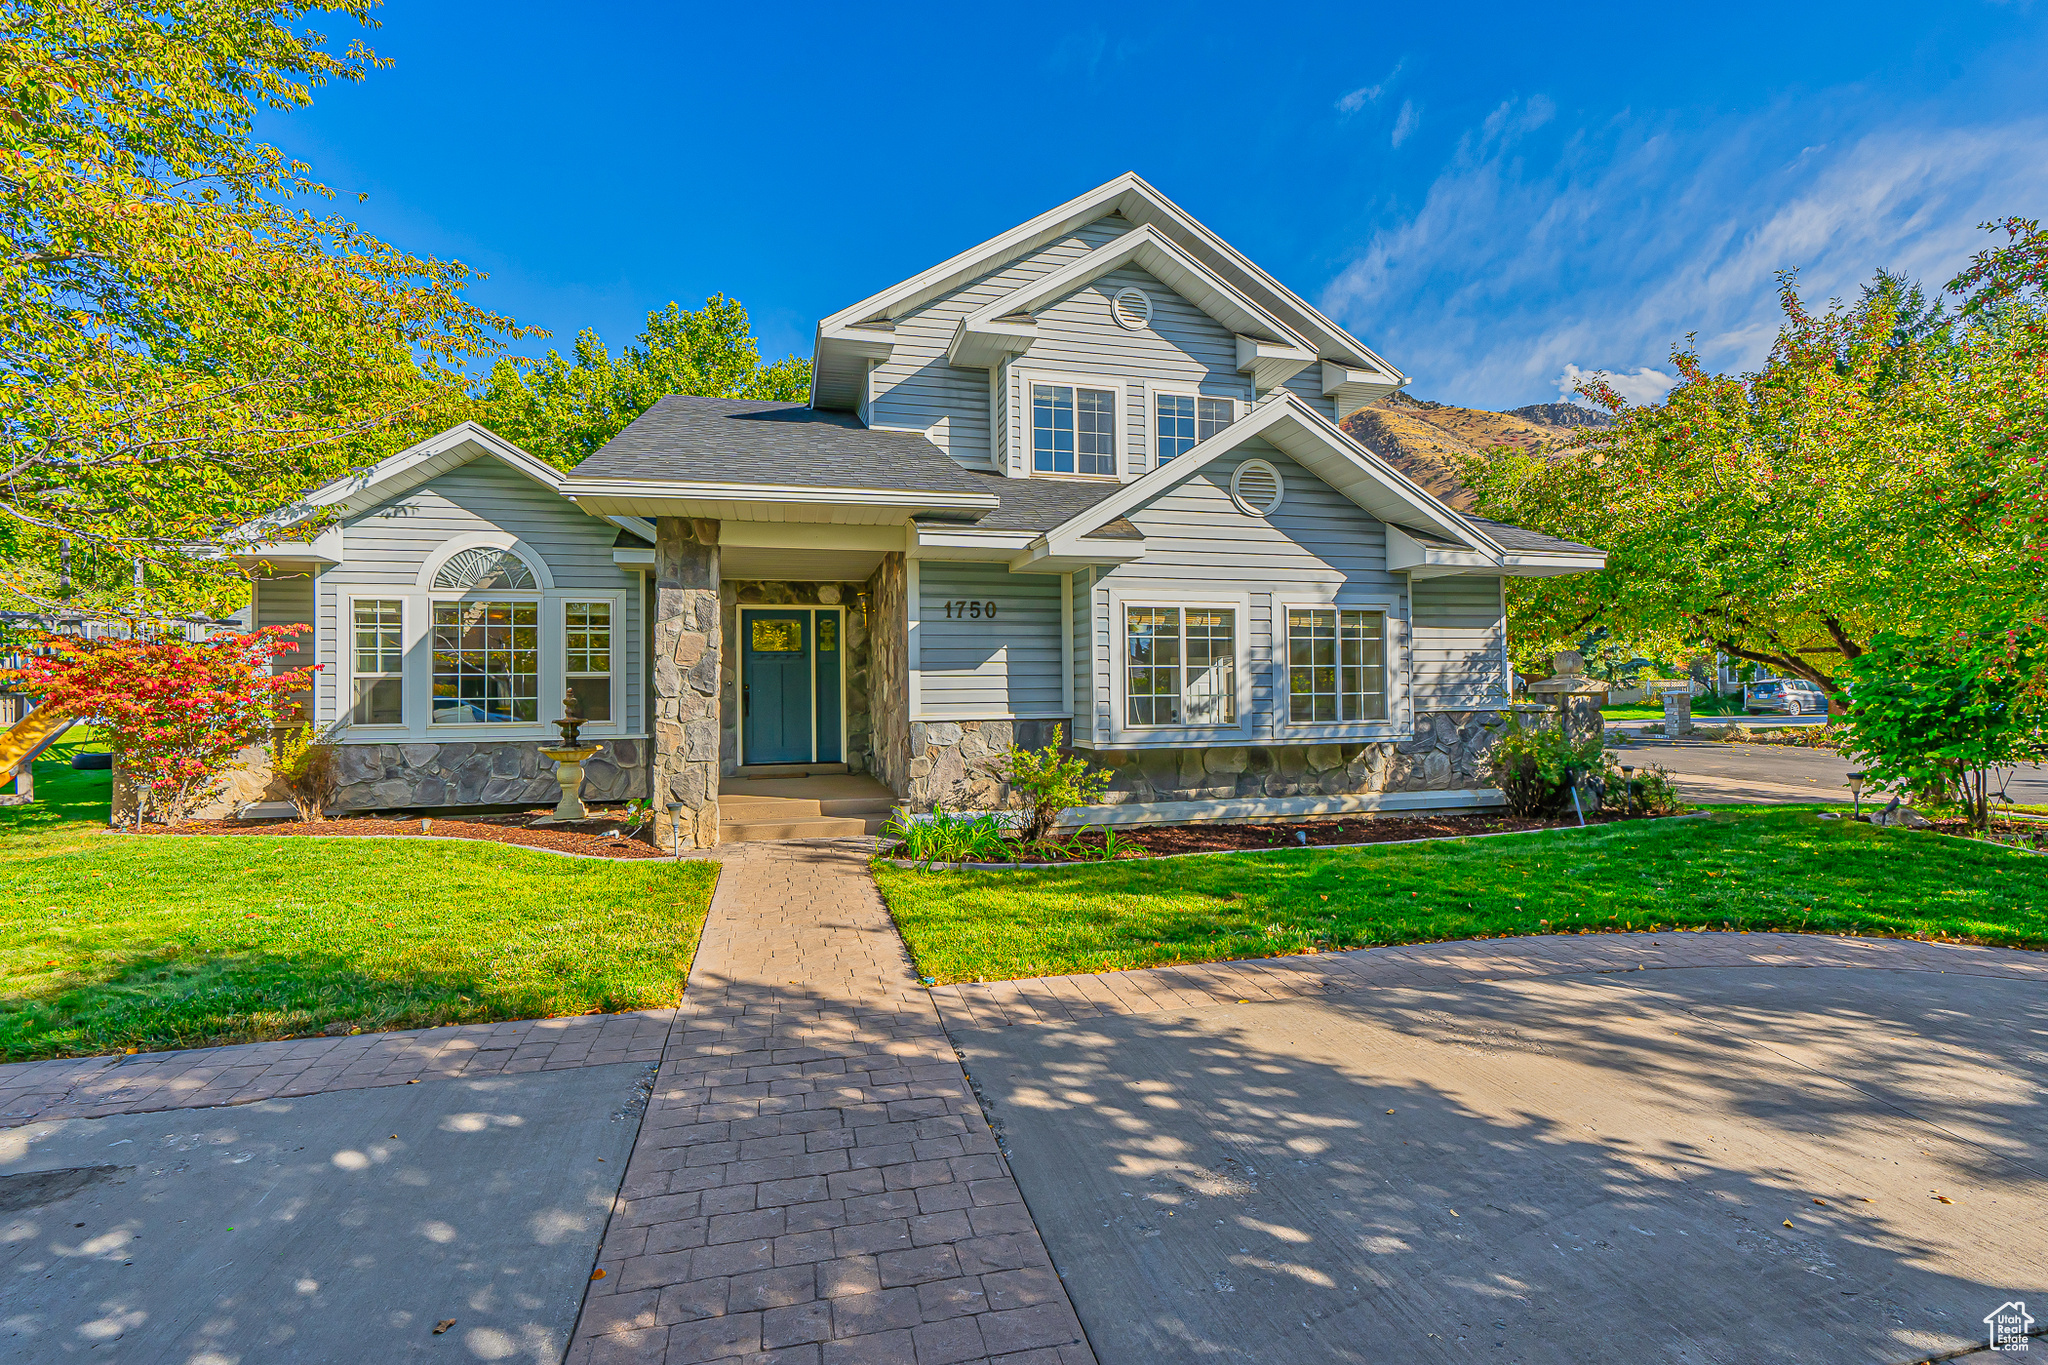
[1287,609,1387,722]
[1124,605,1237,726]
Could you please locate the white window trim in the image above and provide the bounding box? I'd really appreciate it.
[343,594,408,731]
[560,595,624,734]
[1276,595,1408,740]
[1017,366,1123,483]
[1106,588,1253,744]
[1149,386,1244,471]
[417,533,555,592]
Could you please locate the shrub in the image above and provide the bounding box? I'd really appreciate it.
[883,809,1011,864]
[1485,721,1613,818]
[7,627,318,825]
[998,724,1111,843]
[1613,762,1684,815]
[271,723,339,822]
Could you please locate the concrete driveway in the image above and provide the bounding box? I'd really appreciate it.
[0,1063,652,1363]
[1612,734,2048,807]
[957,958,2047,1364]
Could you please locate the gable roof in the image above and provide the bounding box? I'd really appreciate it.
[1014,393,1605,577]
[944,225,1317,389]
[228,422,651,564]
[812,173,1405,411]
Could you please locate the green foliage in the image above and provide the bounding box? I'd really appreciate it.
[999,725,1112,842]
[1458,253,2047,703]
[1615,763,1684,816]
[1,0,524,616]
[884,809,1011,865]
[481,297,811,469]
[1484,723,1613,818]
[1842,621,2048,830]
[269,723,337,821]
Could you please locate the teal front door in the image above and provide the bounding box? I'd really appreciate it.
[741,609,837,765]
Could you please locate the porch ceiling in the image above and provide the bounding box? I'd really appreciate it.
[721,546,887,581]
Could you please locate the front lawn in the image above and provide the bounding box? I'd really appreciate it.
[0,732,718,1061]
[873,808,2048,984]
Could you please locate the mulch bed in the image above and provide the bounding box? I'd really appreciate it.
[1926,817,2048,852]
[125,811,668,859]
[896,810,1659,864]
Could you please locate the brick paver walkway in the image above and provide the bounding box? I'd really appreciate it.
[568,839,1096,1365]
[927,928,2048,1031]
[0,1009,673,1127]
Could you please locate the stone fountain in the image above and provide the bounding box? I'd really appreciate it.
[536,689,604,823]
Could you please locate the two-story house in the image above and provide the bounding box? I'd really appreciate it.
[237,173,1604,846]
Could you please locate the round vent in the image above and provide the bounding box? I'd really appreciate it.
[1110,286,1152,330]
[1230,459,1285,517]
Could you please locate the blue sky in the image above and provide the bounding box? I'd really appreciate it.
[259,1,2048,410]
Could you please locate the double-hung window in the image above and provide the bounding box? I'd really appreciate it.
[432,601,539,724]
[1032,381,1117,476]
[1287,609,1387,722]
[351,600,404,725]
[564,601,613,723]
[1155,393,1235,463]
[1124,605,1237,726]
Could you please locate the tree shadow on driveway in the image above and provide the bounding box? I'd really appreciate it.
[955,963,2047,1364]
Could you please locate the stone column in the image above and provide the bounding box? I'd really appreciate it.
[651,517,721,849]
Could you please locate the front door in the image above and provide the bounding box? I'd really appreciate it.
[742,610,812,764]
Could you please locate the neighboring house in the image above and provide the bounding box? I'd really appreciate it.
[234,173,1604,845]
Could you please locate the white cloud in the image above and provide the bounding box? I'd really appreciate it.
[1318,98,2048,408]
[1336,60,1404,115]
[1554,363,1676,406]
[1390,100,1422,149]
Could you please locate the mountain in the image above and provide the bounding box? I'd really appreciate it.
[1338,392,1612,510]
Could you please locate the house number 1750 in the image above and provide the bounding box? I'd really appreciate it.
[944,600,998,619]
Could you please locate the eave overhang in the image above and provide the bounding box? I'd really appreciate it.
[559,477,999,527]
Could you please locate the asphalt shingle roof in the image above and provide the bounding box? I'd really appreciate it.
[573,397,989,495]
[1465,516,1603,556]
[916,472,1124,534]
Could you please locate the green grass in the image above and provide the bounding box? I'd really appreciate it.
[873,807,2048,984]
[1602,696,1749,720]
[0,729,718,1061]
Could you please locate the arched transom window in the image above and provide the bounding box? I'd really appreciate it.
[433,547,536,591]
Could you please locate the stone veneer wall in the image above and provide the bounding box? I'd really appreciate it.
[330,739,645,812]
[906,709,1517,813]
[866,554,910,795]
[719,580,873,776]
[650,517,721,850]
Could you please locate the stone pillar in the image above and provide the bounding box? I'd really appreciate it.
[1660,686,1693,737]
[651,517,721,850]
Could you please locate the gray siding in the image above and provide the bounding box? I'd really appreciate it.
[255,572,317,713]
[1009,265,1249,479]
[869,218,1131,467]
[1412,576,1506,708]
[1279,364,1340,423]
[915,560,1065,719]
[316,456,645,736]
[1090,444,1412,746]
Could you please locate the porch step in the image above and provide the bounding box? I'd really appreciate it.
[717,773,900,844]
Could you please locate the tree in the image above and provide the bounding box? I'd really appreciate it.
[1460,260,2045,713]
[481,297,811,469]
[1841,621,2048,831]
[1,0,523,618]
[8,626,318,823]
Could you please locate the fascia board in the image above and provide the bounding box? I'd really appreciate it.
[817,174,1148,336]
[1006,539,1146,574]
[1500,551,1608,577]
[945,315,1035,369]
[954,225,1313,359]
[612,547,654,568]
[911,527,1038,554]
[1237,335,1317,391]
[232,542,342,568]
[558,477,999,512]
[1386,524,1497,573]
[1037,393,1493,554]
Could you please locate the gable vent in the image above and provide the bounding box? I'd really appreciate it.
[1111,286,1152,330]
[1230,458,1285,517]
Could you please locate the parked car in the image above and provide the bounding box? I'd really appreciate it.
[1743,678,1830,716]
